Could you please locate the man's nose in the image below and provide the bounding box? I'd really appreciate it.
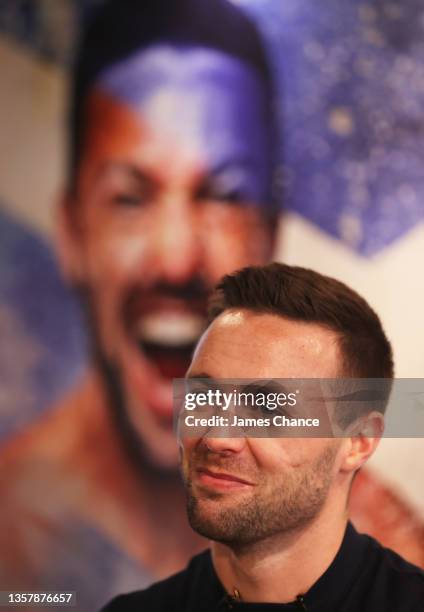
[152,193,202,284]
[200,435,246,455]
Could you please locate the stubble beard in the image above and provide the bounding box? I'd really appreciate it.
[184,444,338,547]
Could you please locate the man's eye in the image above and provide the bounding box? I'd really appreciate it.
[257,400,278,414]
[113,192,146,207]
[195,170,249,204]
[217,189,244,204]
[256,404,274,414]
[196,185,245,204]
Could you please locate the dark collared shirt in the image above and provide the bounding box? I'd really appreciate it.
[101,523,424,611]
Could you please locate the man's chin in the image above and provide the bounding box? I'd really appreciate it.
[186,501,243,544]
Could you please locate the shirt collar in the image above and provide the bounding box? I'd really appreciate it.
[205,521,369,611]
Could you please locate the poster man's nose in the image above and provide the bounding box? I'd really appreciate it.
[152,195,202,284]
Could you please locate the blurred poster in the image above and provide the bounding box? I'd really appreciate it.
[0,1,423,611]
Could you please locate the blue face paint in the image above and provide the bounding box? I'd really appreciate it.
[95,44,272,207]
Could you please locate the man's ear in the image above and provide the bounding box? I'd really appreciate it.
[339,412,384,474]
[55,193,85,283]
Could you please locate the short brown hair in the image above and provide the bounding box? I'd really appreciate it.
[208,262,394,380]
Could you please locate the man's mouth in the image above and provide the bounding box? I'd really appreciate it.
[195,467,255,490]
[119,292,208,421]
[198,468,254,485]
[134,311,206,378]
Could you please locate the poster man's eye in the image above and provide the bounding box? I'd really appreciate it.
[107,166,158,208]
[195,167,251,204]
[113,192,146,207]
[196,183,245,204]
[112,178,156,207]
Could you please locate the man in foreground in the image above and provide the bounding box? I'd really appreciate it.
[103,263,424,610]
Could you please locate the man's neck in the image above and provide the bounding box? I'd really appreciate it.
[211,507,348,604]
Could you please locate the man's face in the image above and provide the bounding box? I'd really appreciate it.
[64,46,274,468]
[181,310,344,545]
